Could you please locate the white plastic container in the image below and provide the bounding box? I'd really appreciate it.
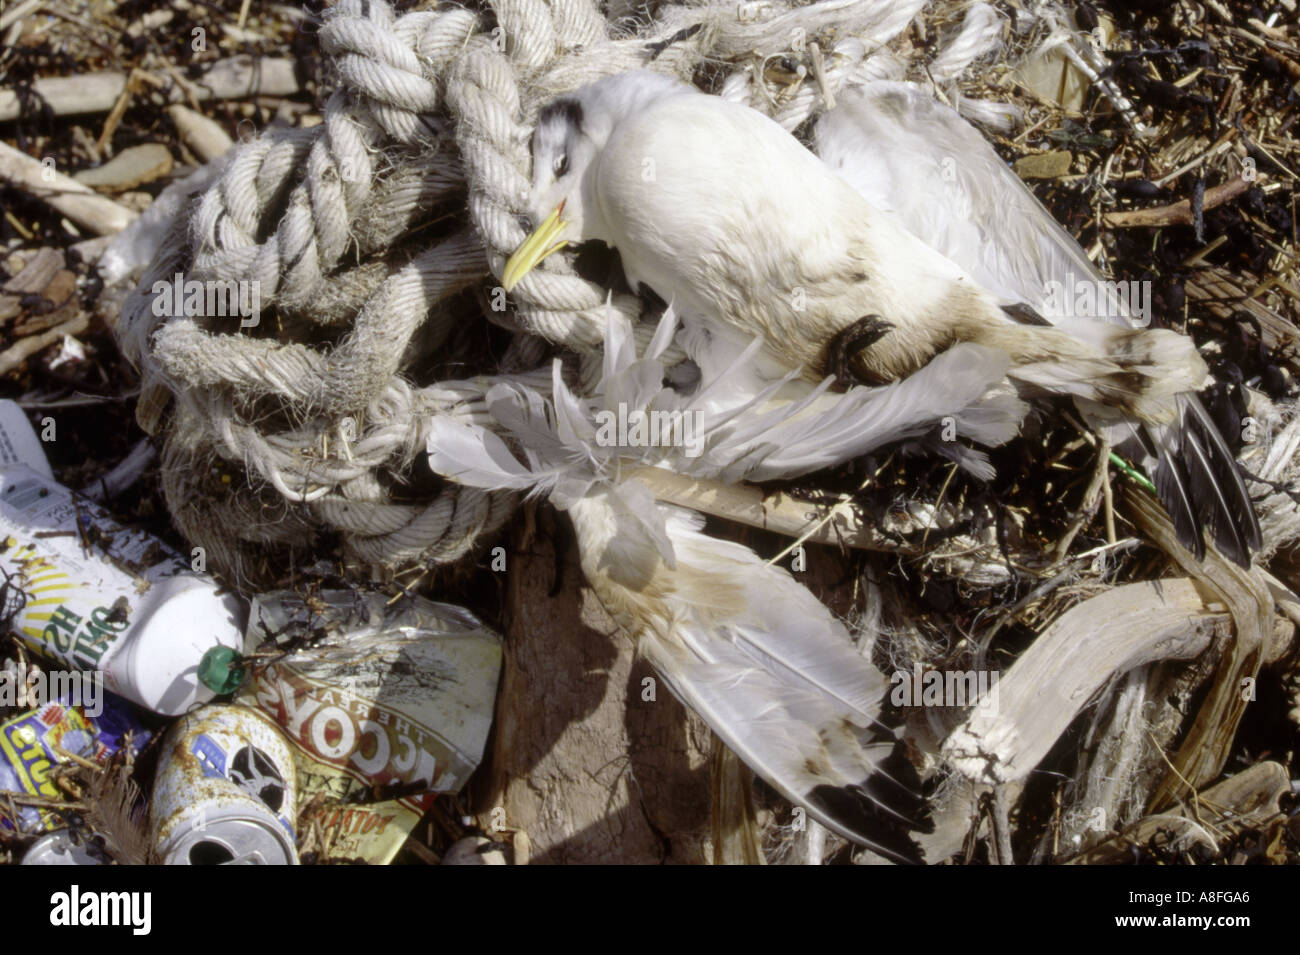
[0,404,246,715]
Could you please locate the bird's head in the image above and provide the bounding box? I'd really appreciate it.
[502,71,689,291]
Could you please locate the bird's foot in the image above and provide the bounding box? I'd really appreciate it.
[826,314,894,389]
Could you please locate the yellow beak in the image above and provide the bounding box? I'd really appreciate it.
[502,201,570,292]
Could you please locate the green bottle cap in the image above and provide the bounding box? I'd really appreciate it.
[198,645,246,695]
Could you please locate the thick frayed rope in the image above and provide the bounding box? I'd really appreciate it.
[113,0,1103,582]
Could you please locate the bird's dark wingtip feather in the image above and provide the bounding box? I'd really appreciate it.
[805,747,932,864]
[1137,395,1260,568]
[1149,430,1204,561]
[1180,394,1261,566]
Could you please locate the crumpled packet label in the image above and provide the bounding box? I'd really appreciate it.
[0,692,149,832]
[239,591,502,864]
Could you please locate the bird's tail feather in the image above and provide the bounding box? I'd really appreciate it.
[976,321,1206,424]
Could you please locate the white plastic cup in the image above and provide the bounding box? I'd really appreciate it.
[0,463,246,715]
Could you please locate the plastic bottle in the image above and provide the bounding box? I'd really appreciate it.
[0,402,246,715]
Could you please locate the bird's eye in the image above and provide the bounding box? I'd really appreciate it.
[553,154,569,178]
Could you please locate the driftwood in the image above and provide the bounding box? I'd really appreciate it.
[1121,486,1276,809]
[166,104,235,163]
[1066,760,1289,864]
[0,57,300,122]
[629,466,893,551]
[0,246,65,322]
[0,312,90,376]
[0,141,136,235]
[473,511,714,863]
[72,143,173,193]
[473,509,864,863]
[943,578,1233,785]
[1102,176,1254,228]
[0,246,89,376]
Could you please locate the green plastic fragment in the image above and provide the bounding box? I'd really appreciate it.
[198,645,247,695]
[1108,451,1157,494]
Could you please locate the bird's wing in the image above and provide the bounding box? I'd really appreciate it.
[689,341,1025,483]
[817,80,1263,565]
[570,491,929,861]
[814,80,1099,312]
[1093,396,1263,565]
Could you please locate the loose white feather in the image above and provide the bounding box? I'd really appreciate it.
[568,489,928,860]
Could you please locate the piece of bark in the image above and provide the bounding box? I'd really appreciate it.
[0,142,137,235]
[474,513,714,863]
[12,300,79,337]
[0,247,64,323]
[943,578,1232,784]
[0,57,300,122]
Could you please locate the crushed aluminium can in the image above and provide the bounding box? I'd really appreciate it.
[150,704,298,865]
[21,829,112,865]
[0,692,150,833]
[0,453,247,714]
[239,591,503,864]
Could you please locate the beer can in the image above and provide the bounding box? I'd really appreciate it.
[151,704,298,865]
[21,829,112,865]
[240,590,502,864]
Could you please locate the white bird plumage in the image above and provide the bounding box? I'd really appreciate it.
[427,304,1028,860]
[813,80,1261,563]
[448,67,1264,859]
[507,69,1260,566]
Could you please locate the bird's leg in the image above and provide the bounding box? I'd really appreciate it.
[825,314,894,389]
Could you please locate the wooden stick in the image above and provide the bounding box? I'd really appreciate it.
[167,104,235,162]
[1121,485,1273,810]
[626,466,909,553]
[0,0,41,32]
[0,142,137,235]
[1066,761,1288,863]
[0,312,91,377]
[1102,177,1253,228]
[0,790,87,812]
[0,56,299,122]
